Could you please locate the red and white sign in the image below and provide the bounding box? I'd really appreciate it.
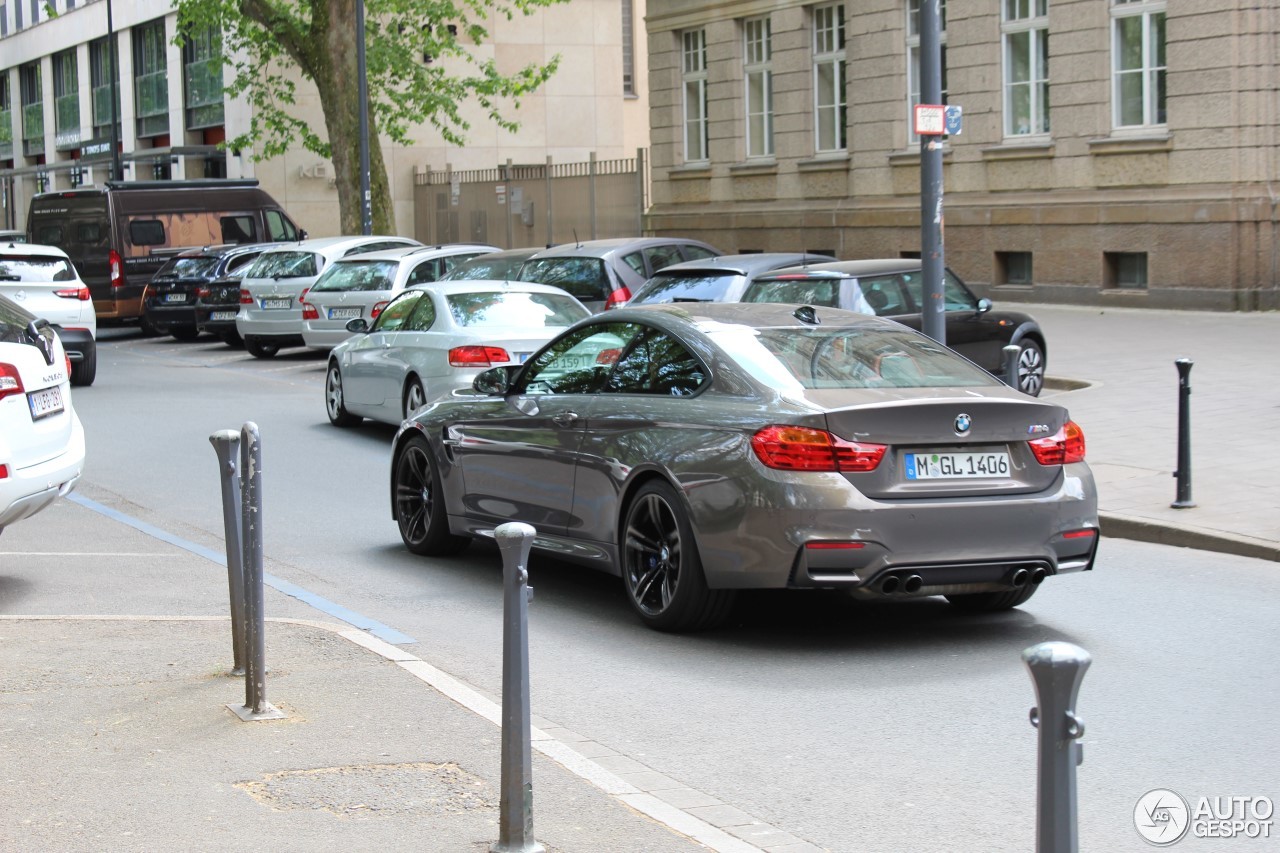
[914,103,946,136]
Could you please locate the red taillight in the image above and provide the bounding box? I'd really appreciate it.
[65,353,72,375]
[0,464,9,479]
[108,250,124,289]
[1030,420,1087,465]
[1062,529,1096,540]
[604,286,632,309]
[448,345,512,367]
[239,288,252,305]
[55,285,91,301]
[0,363,25,401]
[302,301,319,321]
[370,301,389,319]
[751,425,886,472]
[196,287,210,298]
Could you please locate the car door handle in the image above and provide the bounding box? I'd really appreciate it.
[552,412,580,427]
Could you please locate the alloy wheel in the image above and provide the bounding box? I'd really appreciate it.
[624,492,683,617]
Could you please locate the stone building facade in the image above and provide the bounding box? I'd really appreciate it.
[645,1,1279,310]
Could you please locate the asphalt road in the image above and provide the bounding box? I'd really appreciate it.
[8,327,1277,853]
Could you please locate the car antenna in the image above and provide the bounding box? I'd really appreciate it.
[793,305,820,325]
[573,228,581,249]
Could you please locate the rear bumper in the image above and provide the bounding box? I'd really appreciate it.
[0,418,85,531]
[196,304,240,334]
[144,304,199,329]
[51,327,97,363]
[301,327,353,350]
[236,310,304,338]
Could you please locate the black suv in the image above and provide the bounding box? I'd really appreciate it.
[144,243,279,342]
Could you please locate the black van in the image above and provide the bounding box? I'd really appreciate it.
[25,179,304,327]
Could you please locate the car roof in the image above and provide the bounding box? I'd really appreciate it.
[760,258,927,279]
[524,237,717,260]
[409,279,584,298]
[650,252,836,277]
[173,242,284,259]
[0,242,71,259]
[601,300,892,331]
[265,235,421,253]
[331,244,500,263]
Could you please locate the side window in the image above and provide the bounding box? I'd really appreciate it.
[406,260,440,286]
[621,251,646,276]
[644,245,685,274]
[372,291,423,332]
[226,252,262,275]
[518,322,643,396]
[854,275,909,315]
[942,270,977,310]
[607,330,708,396]
[34,225,64,245]
[220,215,257,244]
[404,292,437,331]
[264,210,297,241]
[681,244,719,261]
[129,219,165,246]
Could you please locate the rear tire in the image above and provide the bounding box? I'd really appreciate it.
[325,362,361,427]
[403,377,427,419]
[393,435,468,556]
[244,336,280,359]
[70,349,97,386]
[946,584,1039,612]
[170,326,200,342]
[622,480,734,632]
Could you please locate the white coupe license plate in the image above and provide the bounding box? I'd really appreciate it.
[164,293,187,303]
[210,311,236,321]
[905,451,1010,480]
[28,386,64,420]
[262,298,291,310]
[328,307,361,319]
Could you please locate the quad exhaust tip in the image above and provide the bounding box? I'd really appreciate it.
[880,575,901,594]
[902,574,924,594]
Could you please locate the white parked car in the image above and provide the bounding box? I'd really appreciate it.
[235,235,423,358]
[301,243,499,350]
[0,242,97,385]
[0,292,85,535]
[325,280,590,427]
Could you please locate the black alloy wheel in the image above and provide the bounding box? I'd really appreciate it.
[622,481,733,632]
[393,435,468,556]
[325,362,361,427]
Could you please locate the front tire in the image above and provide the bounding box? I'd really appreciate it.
[403,377,427,420]
[393,435,468,556]
[946,584,1039,612]
[1017,339,1046,396]
[244,336,280,359]
[622,481,734,632]
[325,362,361,427]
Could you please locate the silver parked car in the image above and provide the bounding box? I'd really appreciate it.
[236,235,422,358]
[301,244,499,350]
[325,280,590,427]
[440,247,545,282]
[625,252,836,306]
[389,302,1099,632]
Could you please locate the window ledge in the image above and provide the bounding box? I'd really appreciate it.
[981,141,1055,161]
[667,164,712,181]
[729,159,778,176]
[796,154,849,173]
[888,146,952,165]
[1087,133,1172,156]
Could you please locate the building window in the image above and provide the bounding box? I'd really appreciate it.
[183,24,225,130]
[812,3,846,153]
[1002,0,1049,137]
[997,251,1034,285]
[19,62,42,157]
[132,19,170,138]
[622,0,635,96]
[744,16,773,159]
[1111,0,1165,129]
[1106,252,1148,289]
[90,36,121,141]
[1,3,8,37]
[53,49,80,150]
[907,0,947,144]
[0,73,12,158]
[681,29,708,164]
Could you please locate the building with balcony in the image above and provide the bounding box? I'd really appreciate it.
[644,1,1278,310]
[1,0,649,238]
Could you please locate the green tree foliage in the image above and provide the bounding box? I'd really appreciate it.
[174,0,564,235]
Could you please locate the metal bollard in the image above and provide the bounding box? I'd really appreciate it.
[227,421,284,722]
[209,430,246,676]
[1003,344,1021,390]
[1171,358,1195,508]
[491,522,544,853]
[1024,642,1091,853]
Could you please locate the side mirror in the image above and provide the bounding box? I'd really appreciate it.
[473,365,517,395]
[345,317,369,333]
[976,297,993,315]
[297,229,309,241]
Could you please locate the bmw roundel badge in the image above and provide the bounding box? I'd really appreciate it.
[954,413,972,435]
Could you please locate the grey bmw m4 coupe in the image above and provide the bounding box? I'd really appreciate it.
[390,302,1098,632]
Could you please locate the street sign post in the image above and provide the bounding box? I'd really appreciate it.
[914,103,946,136]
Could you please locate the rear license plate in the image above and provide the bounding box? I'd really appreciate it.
[210,311,237,321]
[905,451,1010,480]
[164,293,187,303]
[328,307,361,319]
[28,386,64,420]
[261,298,291,310]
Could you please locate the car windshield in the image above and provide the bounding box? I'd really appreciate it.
[309,260,399,292]
[0,255,78,282]
[446,291,589,328]
[249,251,319,279]
[517,257,611,302]
[442,254,531,281]
[156,256,221,278]
[705,325,1002,391]
[632,272,740,304]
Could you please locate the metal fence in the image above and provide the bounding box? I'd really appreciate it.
[413,150,647,249]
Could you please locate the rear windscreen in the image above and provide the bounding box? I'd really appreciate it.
[517,257,611,302]
[632,272,739,304]
[446,291,589,328]
[743,278,842,308]
[0,255,79,282]
[309,260,398,292]
[156,256,221,278]
[247,251,319,279]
